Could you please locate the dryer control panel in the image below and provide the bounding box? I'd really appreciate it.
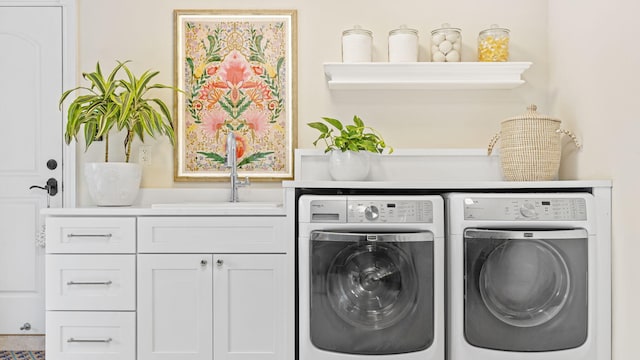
[347,199,433,223]
[463,197,587,221]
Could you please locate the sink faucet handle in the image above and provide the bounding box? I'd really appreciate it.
[236,176,250,187]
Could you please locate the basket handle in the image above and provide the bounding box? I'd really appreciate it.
[487,132,500,155]
[557,129,582,149]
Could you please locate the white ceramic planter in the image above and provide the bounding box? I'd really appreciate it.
[84,162,142,206]
[328,150,370,181]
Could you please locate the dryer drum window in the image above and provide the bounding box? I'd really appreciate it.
[463,228,588,352]
[479,239,570,327]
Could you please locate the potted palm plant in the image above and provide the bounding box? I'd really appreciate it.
[307,115,392,180]
[60,60,179,206]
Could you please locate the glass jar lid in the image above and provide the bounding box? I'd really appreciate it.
[431,23,460,35]
[479,24,510,36]
[343,25,372,37]
[389,24,418,36]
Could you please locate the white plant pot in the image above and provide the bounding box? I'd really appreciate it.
[328,150,370,181]
[84,162,142,206]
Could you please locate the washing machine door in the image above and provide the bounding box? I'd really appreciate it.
[464,228,588,352]
[310,231,434,355]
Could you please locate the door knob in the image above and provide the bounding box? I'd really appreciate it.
[29,178,58,196]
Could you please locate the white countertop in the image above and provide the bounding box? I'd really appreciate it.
[282,179,612,190]
[41,204,287,216]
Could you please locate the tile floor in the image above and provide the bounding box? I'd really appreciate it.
[0,351,45,360]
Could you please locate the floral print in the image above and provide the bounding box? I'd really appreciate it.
[180,16,291,176]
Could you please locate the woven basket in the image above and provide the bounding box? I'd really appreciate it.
[488,105,581,181]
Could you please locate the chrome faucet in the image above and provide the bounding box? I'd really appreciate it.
[225,132,250,202]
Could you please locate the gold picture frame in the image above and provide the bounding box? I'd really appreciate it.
[174,9,297,181]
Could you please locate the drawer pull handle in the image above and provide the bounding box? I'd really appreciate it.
[67,280,113,286]
[67,233,113,238]
[67,337,113,343]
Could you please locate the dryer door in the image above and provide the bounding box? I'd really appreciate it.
[309,231,434,355]
[464,228,588,352]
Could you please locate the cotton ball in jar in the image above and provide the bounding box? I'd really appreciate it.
[432,51,446,62]
[438,40,453,54]
[432,33,445,45]
[445,49,460,62]
[445,32,459,43]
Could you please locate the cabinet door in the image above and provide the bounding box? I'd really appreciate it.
[138,254,213,360]
[213,254,288,360]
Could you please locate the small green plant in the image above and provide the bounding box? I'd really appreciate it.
[307,115,393,154]
[59,60,181,162]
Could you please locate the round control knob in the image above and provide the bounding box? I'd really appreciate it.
[520,203,537,218]
[364,205,379,221]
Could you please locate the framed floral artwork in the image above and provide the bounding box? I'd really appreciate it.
[174,9,297,181]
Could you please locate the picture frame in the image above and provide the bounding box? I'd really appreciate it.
[174,9,297,181]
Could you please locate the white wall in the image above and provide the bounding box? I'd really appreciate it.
[70,1,634,358]
[74,0,548,203]
[549,2,639,359]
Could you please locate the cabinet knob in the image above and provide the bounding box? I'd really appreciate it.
[200,259,208,267]
[216,259,224,267]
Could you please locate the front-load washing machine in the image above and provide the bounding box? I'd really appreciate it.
[298,195,445,360]
[446,192,610,360]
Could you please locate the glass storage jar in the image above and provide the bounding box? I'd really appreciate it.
[388,25,419,62]
[342,25,373,63]
[430,23,461,62]
[478,24,510,62]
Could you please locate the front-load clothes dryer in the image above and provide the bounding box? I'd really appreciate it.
[445,193,611,360]
[298,195,445,360]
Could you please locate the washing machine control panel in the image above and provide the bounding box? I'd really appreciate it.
[348,199,434,223]
[463,197,587,221]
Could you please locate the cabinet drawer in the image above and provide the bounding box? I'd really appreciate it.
[46,255,135,310]
[138,216,286,253]
[46,311,135,360]
[46,217,136,253]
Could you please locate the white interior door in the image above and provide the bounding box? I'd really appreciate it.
[0,5,63,334]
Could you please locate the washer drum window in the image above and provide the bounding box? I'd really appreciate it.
[310,231,434,355]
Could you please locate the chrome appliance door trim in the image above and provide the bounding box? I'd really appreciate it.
[310,230,433,243]
[464,228,588,240]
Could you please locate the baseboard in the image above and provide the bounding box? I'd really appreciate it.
[0,336,45,351]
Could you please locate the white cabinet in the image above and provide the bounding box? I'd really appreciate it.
[137,216,287,253]
[213,254,287,360]
[137,254,213,360]
[137,215,291,360]
[45,216,137,360]
[45,212,293,360]
[46,311,136,360]
[137,253,287,360]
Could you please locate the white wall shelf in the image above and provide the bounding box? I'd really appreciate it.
[323,62,532,90]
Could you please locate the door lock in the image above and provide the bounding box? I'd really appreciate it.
[29,178,58,196]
